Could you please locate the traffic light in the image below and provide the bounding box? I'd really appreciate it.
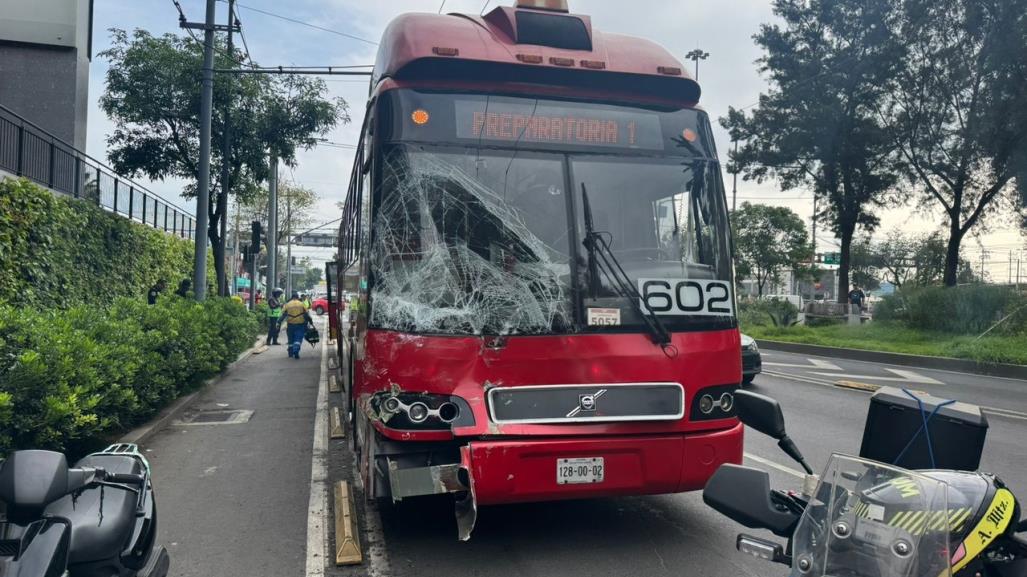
[250,221,262,251]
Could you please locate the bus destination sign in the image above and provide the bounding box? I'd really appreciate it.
[454,100,664,150]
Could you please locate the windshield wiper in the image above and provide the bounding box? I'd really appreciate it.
[581,183,672,347]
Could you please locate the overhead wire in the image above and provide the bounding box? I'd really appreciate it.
[223,0,378,46]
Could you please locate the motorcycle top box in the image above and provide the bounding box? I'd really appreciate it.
[0,443,169,577]
[860,386,989,471]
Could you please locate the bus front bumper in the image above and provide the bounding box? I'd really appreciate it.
[387,422,743,540]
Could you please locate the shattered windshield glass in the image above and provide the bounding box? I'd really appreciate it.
[366,89,734,336]
[369,146,573,335]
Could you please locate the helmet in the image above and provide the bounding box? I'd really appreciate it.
[848,470,1019,577]
[793,456,1021,577]
[272,288,283,296]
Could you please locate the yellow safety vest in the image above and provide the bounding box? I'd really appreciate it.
[281,300,308,325]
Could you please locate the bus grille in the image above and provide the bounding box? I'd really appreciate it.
[487,383,683,424]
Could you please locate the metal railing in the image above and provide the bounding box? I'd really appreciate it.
[0,103,196,240]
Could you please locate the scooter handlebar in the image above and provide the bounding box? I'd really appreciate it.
[99,470,146,485]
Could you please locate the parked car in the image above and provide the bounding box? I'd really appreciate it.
[740,333,761,385]
[312,296,328,315]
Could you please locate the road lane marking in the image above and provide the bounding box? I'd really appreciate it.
[743,452,805,479]
[982,407,1027,422]
[764,369,845,389]
[306,321,330,576]
[764,369,1027,422]
[811,368,944,385]
[768,349,1027,384]
[764,359,843,371]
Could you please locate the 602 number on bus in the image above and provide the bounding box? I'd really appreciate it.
[637,278,734,316]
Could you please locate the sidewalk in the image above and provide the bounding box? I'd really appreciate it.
[142,324,322,576]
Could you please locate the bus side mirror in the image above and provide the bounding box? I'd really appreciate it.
[734,390,786,440]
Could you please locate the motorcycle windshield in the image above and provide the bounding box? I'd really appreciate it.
[792,455,953,577]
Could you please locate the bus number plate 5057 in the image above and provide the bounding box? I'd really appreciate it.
[556,457,605,484]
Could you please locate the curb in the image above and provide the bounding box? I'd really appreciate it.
[756,339,1027,381]
[119,337,264,446]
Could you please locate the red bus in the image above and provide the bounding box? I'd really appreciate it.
[333,0,742,540]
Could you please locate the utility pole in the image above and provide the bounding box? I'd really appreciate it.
[731,139,738,212]
[179,1,239,301]
[685,48,709,81]
[231,200,241,293]
[811,195,817,265]
[189,0,217,301]
[285,188,293,297]
[217,0,236,296]
[268,155,279,292]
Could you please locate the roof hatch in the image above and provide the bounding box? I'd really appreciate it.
[485,1,593,51]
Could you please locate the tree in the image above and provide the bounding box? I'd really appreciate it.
[883,0,1027,286]
[874,229,917,288]
[240,182,318,288]
[731,202,812,296]
[98,29,348,295]
[299,258,323,292]
[723,0,902,303]
[849,236,881,291]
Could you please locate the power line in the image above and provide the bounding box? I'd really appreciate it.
[225,0,378,46]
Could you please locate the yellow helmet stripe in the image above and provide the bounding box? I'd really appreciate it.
[949,489,1016,576]
[889,511,909,529]
[950,508,973,532]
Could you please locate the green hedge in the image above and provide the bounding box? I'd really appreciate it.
[874,285,1027,335]
[0,177,205,308]
[0,296,259,455]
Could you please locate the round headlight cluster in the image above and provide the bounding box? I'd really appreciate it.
[699,392,735,415]
[381,395,460,424]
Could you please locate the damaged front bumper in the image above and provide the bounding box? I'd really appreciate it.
[384,422,743,540]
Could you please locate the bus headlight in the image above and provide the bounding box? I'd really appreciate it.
[372,392,474,430]
[690,385,738,421]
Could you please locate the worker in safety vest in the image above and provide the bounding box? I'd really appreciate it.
[266,288,284,345]
[279,292,314,359]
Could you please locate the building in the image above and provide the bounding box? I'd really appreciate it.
[0,0,94,150]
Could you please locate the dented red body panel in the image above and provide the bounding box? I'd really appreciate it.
[359,328,741,440]
[464,424,743,505]
[353,328,743,503]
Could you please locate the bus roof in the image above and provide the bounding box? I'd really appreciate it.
[372,3,701,106]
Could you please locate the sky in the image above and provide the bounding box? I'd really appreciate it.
[85,0,1025,280]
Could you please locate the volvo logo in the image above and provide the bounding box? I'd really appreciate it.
[566,389,607,418]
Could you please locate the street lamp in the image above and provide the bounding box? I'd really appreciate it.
[685,48,709,81]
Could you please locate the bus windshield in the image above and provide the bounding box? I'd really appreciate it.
[367,90,733,336]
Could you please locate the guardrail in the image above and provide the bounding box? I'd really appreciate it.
[0,103,196,239]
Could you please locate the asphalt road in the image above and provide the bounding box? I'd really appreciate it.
[370,349,1027,577]
[144,333,1027,577]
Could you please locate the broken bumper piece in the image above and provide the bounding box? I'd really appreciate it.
[385,424,743,540]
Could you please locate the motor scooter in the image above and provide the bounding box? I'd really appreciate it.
[0,443,169,576]
[704,390,1027,577]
